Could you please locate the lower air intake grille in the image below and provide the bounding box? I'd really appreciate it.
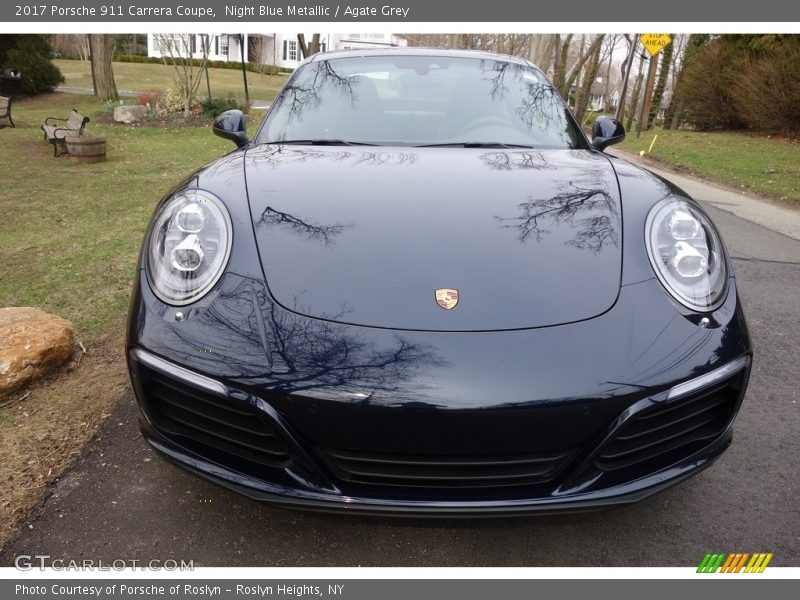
[597,372,745,472]
[141,367,290,468]
[321,448,575,489]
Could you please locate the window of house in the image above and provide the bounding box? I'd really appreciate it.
[158,35,179,55]
[287,40,298,61]
[218,35,229,57]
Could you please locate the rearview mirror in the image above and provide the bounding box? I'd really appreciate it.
[213,110,249,148]
[590,116,625,152]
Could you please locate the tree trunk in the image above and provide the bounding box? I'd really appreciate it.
[603,40,615,110]
[552,34,573,93]
[297,34,321,59]
[88,34,118,102]
[639,56,659,133]
[562,35,605,98]
[574,36,605,121]
[626,70,644,132]
[615,35,636,121]
[572,36,586,111]
[527,34,556,72]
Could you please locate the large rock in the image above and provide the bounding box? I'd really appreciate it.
[0,307,75,399]
[113,105,149,124]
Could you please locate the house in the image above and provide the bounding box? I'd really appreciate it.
[587,79,606,112]
[607,88,621,111]
[656,89,673,122]
[568,76,611,112]
[147,33,407,70]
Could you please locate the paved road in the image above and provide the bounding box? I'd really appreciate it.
[2,157,799,567]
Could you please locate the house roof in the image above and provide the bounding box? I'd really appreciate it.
[589,81,605,96]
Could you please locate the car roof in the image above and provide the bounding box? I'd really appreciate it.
[306,47,535,68]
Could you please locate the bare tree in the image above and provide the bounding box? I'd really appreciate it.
[615,35,637,121]
[552,34,574,93]
[574,35,606,120]
[551,34,605,98]
[155,34,210,114]
[626,53,646,131]
[51,34,90,61]
[297,34,321,58]
[527,34,558,72]
[88,34,118,102]
[663,34,689,130]
[601,36,616,107]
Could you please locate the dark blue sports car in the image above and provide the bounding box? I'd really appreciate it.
[126,48,751,515]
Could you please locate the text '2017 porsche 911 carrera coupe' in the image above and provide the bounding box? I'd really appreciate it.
[127,48,751,515]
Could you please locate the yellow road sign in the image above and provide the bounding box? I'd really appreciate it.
[640,34,672,57]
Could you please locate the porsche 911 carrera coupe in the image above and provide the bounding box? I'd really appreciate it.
[126,48,752,515]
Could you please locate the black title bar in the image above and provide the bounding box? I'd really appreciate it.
[4,0,800,22]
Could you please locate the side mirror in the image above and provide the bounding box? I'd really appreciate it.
[590,116,625,152]
[213,110,249,148]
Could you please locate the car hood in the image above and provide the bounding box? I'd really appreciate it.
[244,145,622,331]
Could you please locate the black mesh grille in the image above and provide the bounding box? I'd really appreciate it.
[320,448,575,489]
[141,368,291,468]
[597,372,745,472]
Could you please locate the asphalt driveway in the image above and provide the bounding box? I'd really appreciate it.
[2,158,798,567]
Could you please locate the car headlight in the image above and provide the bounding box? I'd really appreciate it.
[147,190,232,306]
[645,197,728,312]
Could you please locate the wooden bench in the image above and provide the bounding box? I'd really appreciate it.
[0,96,12,128]
[42,109,90,157]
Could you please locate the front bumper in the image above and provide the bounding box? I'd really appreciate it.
[143,424,733,516]
[130,336,750,517]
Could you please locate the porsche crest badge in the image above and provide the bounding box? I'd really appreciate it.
[435,288,459,310]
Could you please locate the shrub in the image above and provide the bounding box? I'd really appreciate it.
[200,93,249,118]
[3,35,64,95]
[164,84,189,112]
[674,35,800,134]
[674,38,741,131]
[113,53,291,74]
[729,41,800,133]
[137,88,165,108]
[99,100,123,114]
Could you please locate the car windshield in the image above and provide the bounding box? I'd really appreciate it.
[256,55,585,148]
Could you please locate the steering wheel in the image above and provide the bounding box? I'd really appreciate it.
[454,116,516,138]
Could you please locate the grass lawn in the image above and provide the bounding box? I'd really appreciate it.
[620,128,800,204]
[0,93,244,548]
[0,93,237,335]
[55,58,287,101]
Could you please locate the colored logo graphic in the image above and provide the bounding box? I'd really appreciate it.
[697,552,773,573]
[435,288,459,310]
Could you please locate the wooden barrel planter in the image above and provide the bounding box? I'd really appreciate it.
[65,134,107,163]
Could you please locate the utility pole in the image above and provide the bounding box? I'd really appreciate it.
[239,34,249,103]
[637,54,658,137]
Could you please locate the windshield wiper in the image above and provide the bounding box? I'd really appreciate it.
[415,142,537,149]
[267,139,378,146]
